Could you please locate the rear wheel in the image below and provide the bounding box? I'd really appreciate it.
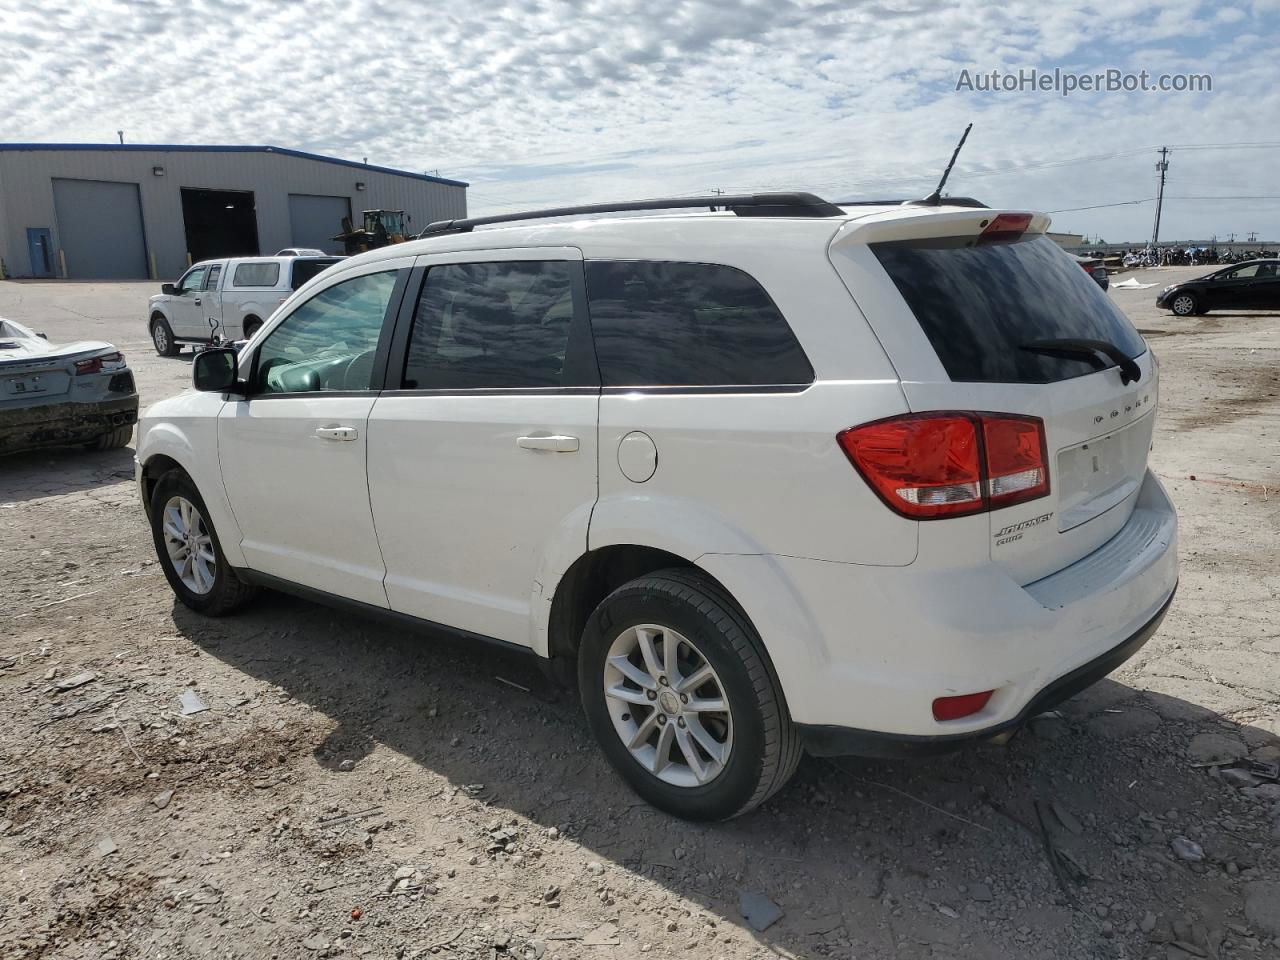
[149,469,256,616]
[243,317,263,339]
[1170,293,1199,317]
[86,425,132,451]
[151,315,179,356]
[578,568,801,820]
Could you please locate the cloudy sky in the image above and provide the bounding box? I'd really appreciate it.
[2,0,1278,243]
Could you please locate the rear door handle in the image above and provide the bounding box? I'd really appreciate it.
[194,298,202,305]
[315,425,358,442]
[516,434,579,453]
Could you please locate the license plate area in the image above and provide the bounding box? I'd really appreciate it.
[1056,412,1155,532]
[5,375,50,396]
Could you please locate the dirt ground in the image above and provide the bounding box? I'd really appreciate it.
[2,268,1278,960]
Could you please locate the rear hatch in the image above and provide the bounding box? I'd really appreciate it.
[829,209,1156,584]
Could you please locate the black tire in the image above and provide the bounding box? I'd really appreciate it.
[578,567,801,821]
[149,469,257,616]
[86,425,133,451]
[243,317,263,339]
[151,315,179,356]
[1170,292,1199,317]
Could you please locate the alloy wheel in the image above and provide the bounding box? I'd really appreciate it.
[602,624,733,787]
[1172,295,1195,316]
[153,324,168,352]
[161,495,216,594]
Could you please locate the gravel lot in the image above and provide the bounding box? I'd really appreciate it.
[2,268,1279,960]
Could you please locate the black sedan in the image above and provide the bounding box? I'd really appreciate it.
[1156,259,1280,316]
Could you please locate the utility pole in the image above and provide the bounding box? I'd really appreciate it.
[1150,147,1169,251]
[117,130,124,145]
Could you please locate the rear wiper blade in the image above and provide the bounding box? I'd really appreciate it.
[1019,338,1141,384]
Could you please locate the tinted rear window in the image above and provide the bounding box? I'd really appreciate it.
[872,234,1146,383]
[584,260,813,388]
[233,262,281,287]
[290,258,343,290]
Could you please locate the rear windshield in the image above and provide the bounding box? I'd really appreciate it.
[290,258,342,290]
[871,234,1146,383]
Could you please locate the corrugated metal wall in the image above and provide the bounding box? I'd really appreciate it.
[0,148,468,280]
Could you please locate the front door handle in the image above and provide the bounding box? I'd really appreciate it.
[315,425,358,442]
[194,298,202,305]
[516,434,579,453]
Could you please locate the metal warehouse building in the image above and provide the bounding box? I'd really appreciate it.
[0,144,468,281]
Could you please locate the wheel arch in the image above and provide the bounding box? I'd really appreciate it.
[138,420,246,567]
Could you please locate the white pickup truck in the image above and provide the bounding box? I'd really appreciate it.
[147,256,342,356]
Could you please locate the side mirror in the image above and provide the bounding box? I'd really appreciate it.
[193,348,239,393]
[161,282,176,295]
[38,332,49,340]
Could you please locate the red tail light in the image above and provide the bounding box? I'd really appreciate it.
[837,412,1049,519]
[74,352,121,375]
[932,690,994,722]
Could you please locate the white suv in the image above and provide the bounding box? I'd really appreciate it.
[135,193,1178,820]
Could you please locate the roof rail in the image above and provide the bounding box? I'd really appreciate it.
[419,192,846,236]
[835,196,989,209]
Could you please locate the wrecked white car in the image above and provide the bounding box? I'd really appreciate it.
[0,317,138,454]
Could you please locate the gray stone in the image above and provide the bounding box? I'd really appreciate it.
[152,789,174,810]
[1241,783,1280,802]
[1170,837,1204,861]
[1243,881,1280,938]
[1219,768,1259,789]
[1187,733,1248,765]
[740,890,783,931]
[1141,912,1158,934]
[969,882,994,903]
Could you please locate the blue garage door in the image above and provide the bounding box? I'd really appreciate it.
[288,194,351,255]
[51,178,149,279]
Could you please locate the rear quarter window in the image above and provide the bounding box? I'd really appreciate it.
[583,260,813,388]
[872,234,1146,383]
[233,262,282,288]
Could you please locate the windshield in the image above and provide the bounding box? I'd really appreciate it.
[872,234,1146,384]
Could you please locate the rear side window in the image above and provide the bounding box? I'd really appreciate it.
[584,261,813,388]
[233,262,281,287]
[402,261,580,390]
[204,264,221,291]
[872,235,1146,384]
[290,258,342,290]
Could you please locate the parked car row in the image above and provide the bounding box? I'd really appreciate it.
[147,255,342,355]
[135,194,1179,820]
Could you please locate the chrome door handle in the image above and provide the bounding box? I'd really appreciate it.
[516,434,579,453]
[194,298,202,305]
[315,425,358,442]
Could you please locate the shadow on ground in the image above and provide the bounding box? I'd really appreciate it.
[168,587,1280,959]
[0,444,135,505]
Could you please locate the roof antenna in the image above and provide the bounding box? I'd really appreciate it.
[916,122,972,206]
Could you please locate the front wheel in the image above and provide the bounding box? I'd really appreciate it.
[1170,293,1199,317]
[578,568,801,820]
[151,316,179,356]
[149,469,256,616]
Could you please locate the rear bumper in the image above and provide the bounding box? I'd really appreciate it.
[698,469,1179,746]
[0,393,138,452]
[797,585,1174,757]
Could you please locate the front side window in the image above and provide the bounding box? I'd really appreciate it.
[583,261,813,388]
[290,258,343,290]
[234,262,282,287]
[177,266,206,295]
[402,261,577,390]
[1225,264,1260,280]
[253,270,398,394]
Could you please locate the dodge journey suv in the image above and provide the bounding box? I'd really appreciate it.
[135,193,1178,820]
